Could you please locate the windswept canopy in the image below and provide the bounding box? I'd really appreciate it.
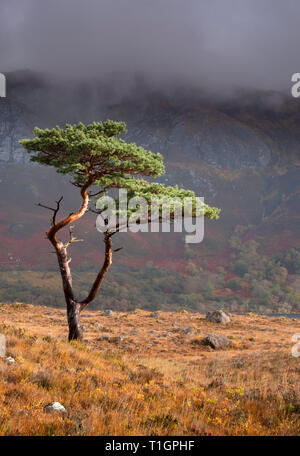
[19,120,220,340]
[20,120,220,219]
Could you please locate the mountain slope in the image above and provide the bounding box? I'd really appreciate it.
[0,71,299,312]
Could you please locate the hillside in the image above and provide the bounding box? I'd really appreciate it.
[0,71,299,312]
[0,303,300,436]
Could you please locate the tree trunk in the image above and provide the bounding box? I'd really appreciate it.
[67,300,83,341]
[45,182,113,341]
[54,241,83,340]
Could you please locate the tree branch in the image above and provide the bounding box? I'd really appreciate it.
[37,196,63,227]
[41,182,93,307]
[47,178,93,246]
[64,225,84,249]
[80,231,113,308]
[88,189,106,198]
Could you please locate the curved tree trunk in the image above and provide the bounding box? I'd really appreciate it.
[44,181,113,341]
[50,222,113,340]
[46,183,91,341]
[54,241,83,340]
[67,300,83,341]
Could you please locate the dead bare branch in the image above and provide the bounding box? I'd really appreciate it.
[36,196,63,227]
[113,247,123,253]
[64,225,84,249]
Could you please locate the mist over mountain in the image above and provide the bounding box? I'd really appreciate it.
[1,69,298,168]
[1,0,300,95]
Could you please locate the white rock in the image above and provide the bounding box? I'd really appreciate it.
[5,356,16,365]
[44,402,66,414]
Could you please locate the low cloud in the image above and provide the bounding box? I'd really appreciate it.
[1,0,300,94]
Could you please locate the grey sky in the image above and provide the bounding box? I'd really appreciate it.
[0,0,299,92]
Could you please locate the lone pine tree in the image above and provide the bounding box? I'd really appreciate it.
[20,121,220,340]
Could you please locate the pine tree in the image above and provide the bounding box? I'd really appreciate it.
[20,120,220,340]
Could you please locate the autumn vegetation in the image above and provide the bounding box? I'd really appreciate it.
[0,303,299,436]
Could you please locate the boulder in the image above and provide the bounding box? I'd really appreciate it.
[202,334,231,349]
[102,309,115,317]
[206,310,230,324]
[44,402,66,415]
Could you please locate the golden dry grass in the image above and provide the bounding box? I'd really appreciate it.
[0,303,299,436]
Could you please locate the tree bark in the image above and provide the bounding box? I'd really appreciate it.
[45,179,113,341]
[55,241,74,301]
[54,235,113,340]
[54,241,83,340]
[46,182,91,340]
[81,233,112,307]
[67,300,83,341]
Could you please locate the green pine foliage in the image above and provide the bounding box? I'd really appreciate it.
[20,120,220,220]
